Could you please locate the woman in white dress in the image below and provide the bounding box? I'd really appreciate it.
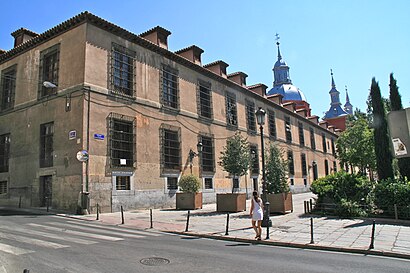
[250,191,264,240]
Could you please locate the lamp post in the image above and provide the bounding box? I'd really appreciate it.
[255,107,271,228]
[189,141,203,174]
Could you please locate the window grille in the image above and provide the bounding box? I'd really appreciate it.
[301,153,307,176]
[0,66,16,111]
[0,181,7,194]
[287,150,294,175]
[268,111,277,139]
[298,122,305,147]
[167,177,178,190]
[40,123,54,168]
[108,113,136,168]
[325,159,329,175]
[116,176,131,190]
[111,44,136,97]
[233,178,239,189]
[198,82,212,119]
[310,128,316,150]
[38,44,59,98]
[226,92,237,128]
[331,138,336,155]
[250,145,259,175]
[200,135,215,173]
[285,116,292,143]
[322,133,327,153]
[246,100,256,133]
[0,134,10,173]
[204,177,213,189]
[161,66,179,109]
[160,126,181,172]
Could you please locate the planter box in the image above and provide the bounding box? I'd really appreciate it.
[176,192,202,210]
[267,192,293,214]
[216,193,246,212]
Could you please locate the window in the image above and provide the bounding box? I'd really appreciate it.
[0,181,7,194]
[204,177,213,189]
[161,66,179,109]
[298,122,305,147]
[310,128,316,150]
[268,110,277,139]
[304,178,307,186]
[225,92,237,128]
[331,138,336,156]
[116,176,131,190]
[167,177,178,190]
[200,135,214,173]
[0,66,16,111]
[233,177,239,189]
[111,44,135,97]
[39,44,59,98]
[285,116,292,143]
[40,122,54,168]
[325,160,329,176]
[287,150,294,175]
[290,178,294,186]
[301,153,307,176]
[161,126,181,172]
[0,134,10,173]
[245,100,256,133]
[198,82,212,119]
[333,161,337,173]
[108,114,135,168]
[250,145,259,175]
[322,133,327,153]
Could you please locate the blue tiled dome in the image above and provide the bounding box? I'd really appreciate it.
[268,84,307,101]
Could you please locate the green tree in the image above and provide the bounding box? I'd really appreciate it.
[336,116,376,174]
[219,132,251,193]
[265,143,289,194]
[370,78,394,180]
[389,73,410,179]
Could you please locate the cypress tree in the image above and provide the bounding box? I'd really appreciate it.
[370,78,394,180]
[389,73,410,179]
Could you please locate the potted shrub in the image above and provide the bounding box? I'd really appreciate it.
[265,143,293,214]
[217,132,250,212]
[176,174,202,210]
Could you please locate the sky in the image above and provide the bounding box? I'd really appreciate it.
[1,0,409,118]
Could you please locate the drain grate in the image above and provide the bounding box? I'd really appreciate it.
[140,257,170,266]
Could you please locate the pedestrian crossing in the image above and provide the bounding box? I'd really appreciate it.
[0,218,163,256]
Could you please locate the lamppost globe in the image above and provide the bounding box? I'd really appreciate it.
[255,107,266,126]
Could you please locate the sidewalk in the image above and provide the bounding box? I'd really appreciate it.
[63,192,410,260]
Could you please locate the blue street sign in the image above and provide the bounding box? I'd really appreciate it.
[94,134,105,140]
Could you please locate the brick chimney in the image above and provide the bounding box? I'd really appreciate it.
[308,115,319,125]
[267,94,283,105]
[11,28,38,47]
[204,60,229,78]
[175,45,204,65]
[247,83,267,97]
[319,121,329,129]
[296,108,308,118]
[283,102,296,112]
[227,72,247,87]
[140,26,171,49]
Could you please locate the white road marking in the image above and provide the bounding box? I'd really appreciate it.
[27,223,124,241]
[0,232,69,249]
[0,242,34,255]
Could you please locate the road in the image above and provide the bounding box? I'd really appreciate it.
[0,209,409,273]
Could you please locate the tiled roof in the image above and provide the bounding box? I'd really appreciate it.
[175,45,204,54]
[11,28,38,38]
[203,60,229,68]
[139,25,171,37]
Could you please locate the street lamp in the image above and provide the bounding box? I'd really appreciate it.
[189,141,203,173]
[255,107,271,230]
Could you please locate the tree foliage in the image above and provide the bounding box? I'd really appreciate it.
[219,132,250,192]
[370,78,394,180]
[336,114,376,174]
[265,143,289,194]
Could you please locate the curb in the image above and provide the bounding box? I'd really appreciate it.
[166,230,410,260]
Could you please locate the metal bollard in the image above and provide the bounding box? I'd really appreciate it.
[19,196,22,208]
[23,270,30,273]
[309,199,313,213]
[46,197,50,212]
[310,217,314,244]
[150,209,153,228]
[225,213,230,235]
[266,201,270,239]
[304,201,308,214]
[185,210,190,232]
[121,206,124,225]
[96,203,99,220]
[369,220,376,249]
[394,204,398,220]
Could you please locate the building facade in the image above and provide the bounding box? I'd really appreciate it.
[0,12,340,213]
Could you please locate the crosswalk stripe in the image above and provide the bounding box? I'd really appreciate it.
[0,232,69,249]
[0,226,97,245]
[27,223,124,241]
[62,219,163,236]
[46,222,145,239]
[0,242,34,255]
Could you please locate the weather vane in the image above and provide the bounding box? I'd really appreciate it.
[275,33,280,45]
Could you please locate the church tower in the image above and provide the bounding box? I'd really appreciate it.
[344,86,353,115]
[323,70,348,131]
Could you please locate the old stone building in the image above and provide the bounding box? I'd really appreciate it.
[0,12,340,213]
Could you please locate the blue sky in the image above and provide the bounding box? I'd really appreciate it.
[1,0,409,117]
